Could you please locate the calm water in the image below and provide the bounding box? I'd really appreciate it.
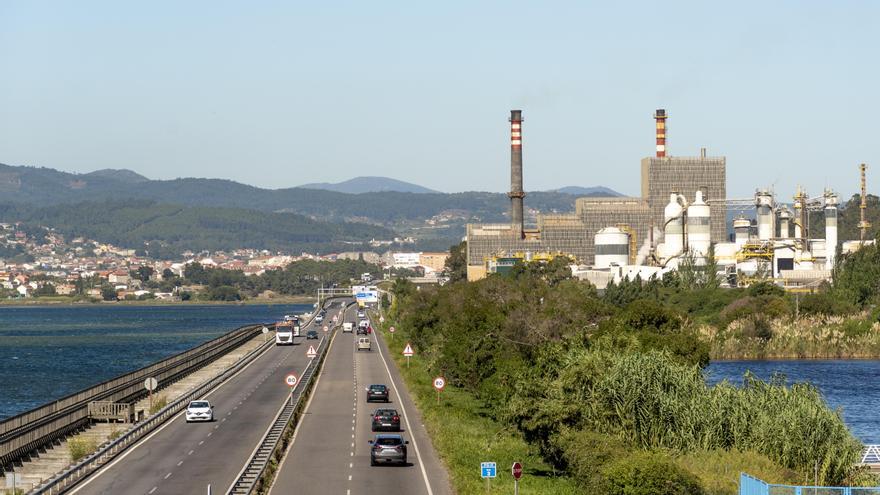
[0,303,310,420]
[707,360,880,444]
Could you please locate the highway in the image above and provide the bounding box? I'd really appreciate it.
[68,304,343,495]
[269,307,451,495]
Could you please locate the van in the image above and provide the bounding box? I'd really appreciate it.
[343,322,354,333]
[357,337,372,351]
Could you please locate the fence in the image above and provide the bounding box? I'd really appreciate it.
[741,473,880,495]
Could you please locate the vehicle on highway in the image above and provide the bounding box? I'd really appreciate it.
[315,314,324,324]
[366,384,389,402]
[185,400,214,422]
[371,408,401,432]
[357,309,366,319]
[369,434,408,466]
[357,320,369,335]
[306,329,319,340]
[357,337,372,351]
[343,322,354,333]
[276,323,295,345]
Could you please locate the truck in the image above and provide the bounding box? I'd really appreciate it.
[343,322,354,333]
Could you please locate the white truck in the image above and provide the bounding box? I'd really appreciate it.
[343,322,354,333]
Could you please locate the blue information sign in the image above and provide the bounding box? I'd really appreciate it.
[480,462,497,478]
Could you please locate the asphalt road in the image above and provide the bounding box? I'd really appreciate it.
[270,307,452,495]
[69,303,346,495]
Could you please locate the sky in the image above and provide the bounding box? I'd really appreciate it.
[1,1,878,199]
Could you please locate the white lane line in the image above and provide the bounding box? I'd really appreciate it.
[164,472,172,480]
[198,440,204,445]
[177,460,183,466]
[68,338,278,494]
[348,475,352,481]
[349,462,353,468]
[375,330,435,495]
[188,450,194,455]
[149,487,157,494]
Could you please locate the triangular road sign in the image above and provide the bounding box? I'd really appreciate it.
[403,343,414,357]
[306,345,317,358]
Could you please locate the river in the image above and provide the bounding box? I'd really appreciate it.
[707,360,880,444]
[0,303,311,420]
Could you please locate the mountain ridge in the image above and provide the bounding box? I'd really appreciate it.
[299,176,439,194]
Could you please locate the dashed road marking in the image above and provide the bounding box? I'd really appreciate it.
[164,472,172,480]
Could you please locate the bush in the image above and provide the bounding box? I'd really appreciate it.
[68,436,98,462]
[599,451,705,495]
[748,281,785,298]
[798,291,857,316]
[149,395,167,415]
[551,428,631,488]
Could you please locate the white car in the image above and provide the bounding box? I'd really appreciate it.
[357,337,372,351]
[185,400,214,422]
[343,322,354,333]
[357,309,366,319]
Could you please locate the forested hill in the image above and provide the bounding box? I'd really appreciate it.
[0,201,394,258]
[0,163,616,224]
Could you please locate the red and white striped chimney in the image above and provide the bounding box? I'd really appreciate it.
[508,110,525,238]
[654,109,667,158]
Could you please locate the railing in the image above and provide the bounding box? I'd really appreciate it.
[86,402,131,423]
[228,300,354,495]
[1,322,270,469]
[740,473,880,495]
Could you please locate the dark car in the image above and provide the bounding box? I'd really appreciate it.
[306,329,318,340]
[369,434,408,466]
[366,384,389,403]
[371,408,401,432]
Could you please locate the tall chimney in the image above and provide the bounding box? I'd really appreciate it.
[508,110,525,238]
[654,109,667,158]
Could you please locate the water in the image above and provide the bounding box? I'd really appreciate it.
[0,303,311,420]
[707,360,880,444]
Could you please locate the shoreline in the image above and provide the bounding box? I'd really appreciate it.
[0,296,317,307]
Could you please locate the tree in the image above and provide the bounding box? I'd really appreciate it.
[444,241,467,283]
[101,284,118,301]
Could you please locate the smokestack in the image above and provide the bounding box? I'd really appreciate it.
[508,109,525,238]
[654,109,667,158]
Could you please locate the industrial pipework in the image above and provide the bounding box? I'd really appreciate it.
[859,163,871,242]
[508,109,525,238]
[654,109,667,158]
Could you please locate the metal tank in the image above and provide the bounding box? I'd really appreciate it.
[755,189,775,241]
[733,216,751,247]
[686,190,711,260]
[663,193,684,260]
[778,207,792,239]
[825,190,838,267]
[594,227,630,269]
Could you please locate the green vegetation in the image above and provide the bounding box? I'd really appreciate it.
[68,436,98,463]
[0,200,393,256]
[149,395,168,415]
[385,254,874,492]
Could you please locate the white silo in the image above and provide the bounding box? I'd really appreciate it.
[733,216,751,247]
[755,189,775,241]
[778,208,792,239]
[825,190,839,266]
[663,193,684,260]
[594,227,630,269]
[687,190,711,260]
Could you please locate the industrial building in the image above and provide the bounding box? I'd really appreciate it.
[466,109,727,281]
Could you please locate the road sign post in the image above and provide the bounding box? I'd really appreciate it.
[480,461,497,493]
[512,461,523,495]
[389,325,395,341]
[306,345,317,359]
[144,377,158,413]
[433,376,446,404]
[262,326,269,342]
[285,373,298,405]
[403,343,414,368]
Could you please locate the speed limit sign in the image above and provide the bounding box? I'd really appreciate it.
[323,325,329,332]
[433,376,446,391]
[285,373,298,387]
[389,326,396,333]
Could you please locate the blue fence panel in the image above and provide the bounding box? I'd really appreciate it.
[742,473,769,495]
[743,473,880,495]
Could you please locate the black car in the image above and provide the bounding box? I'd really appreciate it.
[366,384,389,403]
[306,329,318,339]
[371,408,401,432]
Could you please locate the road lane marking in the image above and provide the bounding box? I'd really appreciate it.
[177,460,183,466]
[188,450,194,455]
[199,440,204,445]
[149,487,157,494]
[68,337,279,494]
[375,329,435,495]
[164,472,172,479]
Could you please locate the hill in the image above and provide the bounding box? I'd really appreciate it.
[299,176,438,194]
[551,186,622,197]
[0,200,394,258]
[84,169,150,183]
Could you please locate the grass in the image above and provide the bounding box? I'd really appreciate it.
[149,395,168,415]
[68,436,98,462]
[675,449,800,495]
[376,315,578,494]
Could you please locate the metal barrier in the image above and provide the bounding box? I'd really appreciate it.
[741,473,880,495]
[1,322,271,468]
[862,445,880,464]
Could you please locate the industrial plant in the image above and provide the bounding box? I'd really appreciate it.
[465,109,871,289]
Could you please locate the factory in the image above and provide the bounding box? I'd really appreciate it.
[466,109,868,288]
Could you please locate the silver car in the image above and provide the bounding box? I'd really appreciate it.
[185,400,214,422]
[369,434,408,466]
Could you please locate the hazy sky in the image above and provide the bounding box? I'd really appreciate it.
[1,1,877,199]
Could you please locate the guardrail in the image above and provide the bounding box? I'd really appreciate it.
[228,300,354,495]
[32,327,282,495]
[862,445,880,464]
[1,321,270,469]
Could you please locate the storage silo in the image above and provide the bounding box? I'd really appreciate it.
[755,190,775,241]
[733,216,751,247]
[825,190,838,267]
[594,227,630,269]
[778,207,792,239]
[687,190,711,259]
[663,193,684,260]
